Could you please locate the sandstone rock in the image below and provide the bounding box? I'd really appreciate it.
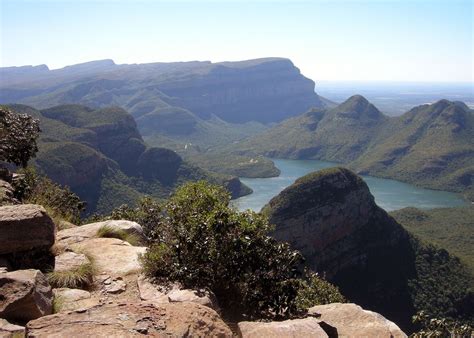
[0,318,25,337]
[308,303,407,338]
[53,288,99,312]
[137,274,169,303]
[103,277,127,294]
[26,302,233,337]
[0,204,55,255]
[168,288,219,311]
[57,220,144,246]
[0,257,11,272]
[71,238,146,276]
[54,251,90,272]
[238,318,328,338]
[0,269,53,322]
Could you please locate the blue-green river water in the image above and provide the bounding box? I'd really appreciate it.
[233,159,469,212]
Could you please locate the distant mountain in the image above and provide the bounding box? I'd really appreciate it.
[263,167,473,332]
[0,58,328,124]
[6,104,251,214]
[238,96,474,199]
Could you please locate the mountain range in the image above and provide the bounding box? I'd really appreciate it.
[5,104,250,214]
[237,95,474,200]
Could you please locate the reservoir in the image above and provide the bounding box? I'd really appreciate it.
[233,159,469,212]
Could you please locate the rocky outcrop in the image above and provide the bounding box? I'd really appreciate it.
[0,318,25,337]
[309,303,406,338]
[57,220,144,246]
[52,288,99,312]
[264,167,416,330]
[54,252,90,272]
[0,204,55,255]
[26,302,233,337]
[0,269,53,323]
[70,238,146,276]
[238,318,328,338]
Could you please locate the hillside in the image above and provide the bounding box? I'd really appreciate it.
[0,58,329,177]
[5,104,251,214]
[263,167,473,332]
[239,96,474,199]
[391,206,474,278]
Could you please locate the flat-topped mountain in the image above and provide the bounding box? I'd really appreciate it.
[0,58,327,124]
[5,104,250,214]
[239,96,473,199]
[263,167,473,331]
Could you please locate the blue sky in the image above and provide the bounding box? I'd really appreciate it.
[0,0,472,82]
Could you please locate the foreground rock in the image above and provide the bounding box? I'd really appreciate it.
[238,318,328,338]
[54,251,90,272]
[0,204,55,255]
[137,275,219,311]
[26,302,233,337]
[0,318,25,337]
[0,269,53,322]
[57,220,145,246]
[52,288,99,312]
[0,179,17,206]
[309,303,407,338]
[71,238,146,276]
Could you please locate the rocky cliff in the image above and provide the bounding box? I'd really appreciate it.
[263,167,473,331]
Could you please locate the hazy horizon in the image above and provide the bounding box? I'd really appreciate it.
[1,0,472,82]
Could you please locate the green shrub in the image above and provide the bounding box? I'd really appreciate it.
[411,311,473,337]
[296,270,346,310]
[140,181,306,319]
[96,224,143,246]
[13,167,85,225]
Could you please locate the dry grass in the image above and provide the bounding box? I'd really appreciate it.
[96,225,143,246]
[47,253,96,289]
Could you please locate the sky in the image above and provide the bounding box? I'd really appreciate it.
[0,0,472,82]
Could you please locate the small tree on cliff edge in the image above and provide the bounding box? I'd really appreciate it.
[0,106,40,168]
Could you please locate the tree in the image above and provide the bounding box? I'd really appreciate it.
[0,106,40,168]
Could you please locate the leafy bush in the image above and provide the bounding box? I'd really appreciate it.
[296,270,346,310]
[411,311,472,337]
[96,224,143,246]
[0,106,40,168]
[14,167,85,225]
[139,181,344,320]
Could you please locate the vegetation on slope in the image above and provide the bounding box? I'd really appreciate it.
[391,206,474,278]
[5,104,251,215]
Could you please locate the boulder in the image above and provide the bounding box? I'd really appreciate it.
[53,288,99,312]
[238,318,328,338]
[137,275,219,311]
[0,204,55,255]
[0,269,53,322]
[70,238,146,276]
[168,289,219,312]
[137,274,169,303]
[57,220,144,246]
[26,302,233,337]
[0,318,25,337]
[54,251,90,272]
[308,303,407,338]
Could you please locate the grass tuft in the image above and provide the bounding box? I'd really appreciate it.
[96,225,143,246]
[47,260,95,289]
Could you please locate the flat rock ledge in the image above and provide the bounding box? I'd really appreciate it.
[26,301,233,337]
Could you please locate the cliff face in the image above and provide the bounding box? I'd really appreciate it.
[157,59,325,123]
[263,167,473,331]
[0,58,327,125]
[264,168,412,279]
